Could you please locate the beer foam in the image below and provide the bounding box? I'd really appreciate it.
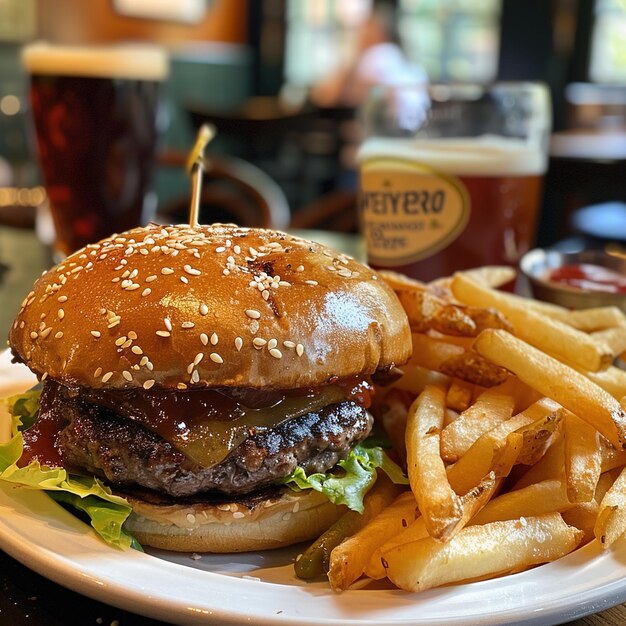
[358,135,547,176]
[22,42,168,81]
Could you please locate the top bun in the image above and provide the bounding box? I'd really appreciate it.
[10,224,411,390]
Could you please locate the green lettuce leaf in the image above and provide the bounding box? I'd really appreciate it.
[0,391,136,550]
[280,443,408,514]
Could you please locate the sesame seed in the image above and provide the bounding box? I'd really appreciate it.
[161,267,174,275]
[180,276,189,284]
[210,333,218,345]
[57,295,68,303]
[200,333,209,346]
[41,372,48,381]
[40,327,52,339]
[143,379,155,390]
[94,367,103,378]
[262,290,270,300]
[210,353,224,364]
[177,383,187,390]
[269,348,282,359]
[164,318,172,331]
[140,248,149,255]
[283,340,296,348]
[191,369,200,383]
[122,371,133,382]
[199,303,209,316]
[253,337,267,348]
[184,264,201,276]
[55,331,64,339]
[156,330,171,337]
[181,321,195,329]
[114,336,127,346]
[235,337,243,351]
[142,288,151,297]
[128,331,137,340]
[121,339,133,349]
[268,338,278,349]
[146,275,157,283]
[101,372,113,383]
[30,331,38,339]
[57,309,65,320]
[234,245,241,254]
[194,352,204,366]
[131,345,143,355]
[279,281,291,287]
[215,246,226,253]
[305,280,318,286]
[245,309,261,319]
[296,265,304,272]
[233,511,245,519]
[140,356,149,366]
[222,269,230,276]
[296,344,304,357]
[107,319,121,328]
[326,265,337,272]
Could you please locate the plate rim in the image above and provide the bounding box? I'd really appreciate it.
[2,483,626,626]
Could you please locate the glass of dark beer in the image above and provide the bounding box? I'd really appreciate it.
[22,43,168,259]
[358,83,551,281]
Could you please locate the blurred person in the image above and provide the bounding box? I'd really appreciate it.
[310,0,428,109]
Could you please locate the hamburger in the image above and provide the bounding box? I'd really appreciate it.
[7,223,411,552]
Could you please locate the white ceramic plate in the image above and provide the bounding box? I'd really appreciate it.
[2,351,626,626]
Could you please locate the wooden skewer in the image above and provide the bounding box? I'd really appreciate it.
[187,123,216,227]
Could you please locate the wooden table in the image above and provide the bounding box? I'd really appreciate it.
[0,223,624,626]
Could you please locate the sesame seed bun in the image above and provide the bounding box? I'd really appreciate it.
[9,223,411,390]
[123,488,344,553]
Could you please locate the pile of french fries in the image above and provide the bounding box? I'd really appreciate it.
[310,266,626,593]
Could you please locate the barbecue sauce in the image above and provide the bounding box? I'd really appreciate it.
[21,377,373,470]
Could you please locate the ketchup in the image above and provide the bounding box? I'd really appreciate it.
[546,264,626,295]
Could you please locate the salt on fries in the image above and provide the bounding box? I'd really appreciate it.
[302,266,626,594]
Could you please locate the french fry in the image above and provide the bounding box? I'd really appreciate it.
[584,366,626,400]
[378,269,426,292]
[563,410,602,503]
[439,351,509,387]
[406,385,463,540]
[328,491,417,591]
[561,501,599,546]
[397,288,477,335]
[382,513,582,592]
[560,306,626,333]
[595,465,626,548]
[410,333,508,387]
[392,363,451,395]
[365,515,429,580]
[441,383,516,462]
[460,265,517,288]
[515,410,563,466]
[514,436,565,489]
[409,333,464,370]
[473,329,626,450]
[470,480,573,525]
[592,324,626,360]
[446,378,475,412]
[366,473,497,581]
[294,475,401,580]
[453,273,613,371]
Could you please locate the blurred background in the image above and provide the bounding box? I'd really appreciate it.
[0,0,625,247]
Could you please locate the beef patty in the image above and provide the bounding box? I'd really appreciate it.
[41,383,373,498]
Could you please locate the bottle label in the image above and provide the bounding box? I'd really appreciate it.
[359,157,470,267]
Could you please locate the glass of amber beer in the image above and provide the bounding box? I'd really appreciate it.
[358,83,551,281]
[22,43,168,260]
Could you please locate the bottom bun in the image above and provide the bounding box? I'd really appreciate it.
[123,488,345,553]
